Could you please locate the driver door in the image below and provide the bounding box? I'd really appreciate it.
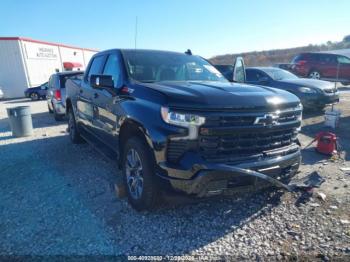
[232,57,246,83]
[92,52,122,151]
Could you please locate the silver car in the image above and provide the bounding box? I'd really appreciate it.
[0,87,4,100]
[47,71,84,121]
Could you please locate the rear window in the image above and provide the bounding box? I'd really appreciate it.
[292,54,307,63]
[59,73,84,89]
[87,55,106,81]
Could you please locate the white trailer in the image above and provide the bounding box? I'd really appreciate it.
[0,37,97,98]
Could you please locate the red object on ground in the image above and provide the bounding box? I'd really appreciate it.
[315,132,337,155]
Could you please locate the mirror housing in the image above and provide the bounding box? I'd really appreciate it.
[91,74,114,90]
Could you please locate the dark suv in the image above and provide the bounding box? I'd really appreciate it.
[291,52,350,85]
[66,49,302,210]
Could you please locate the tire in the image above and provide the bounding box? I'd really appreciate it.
[308,70,321,79]
[68,109,83,144]
[48,104,53,114]
[341,82,350,86]
[122,137,158,211]
[30,92,39,101]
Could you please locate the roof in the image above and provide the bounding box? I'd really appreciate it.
[321,49,350,57]
[95,48,190,56]
[0,37,98,52]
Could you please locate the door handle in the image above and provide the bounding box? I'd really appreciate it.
[94,93,99,99]
[79,89,83,94]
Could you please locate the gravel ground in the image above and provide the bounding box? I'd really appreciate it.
[0,96,349,260]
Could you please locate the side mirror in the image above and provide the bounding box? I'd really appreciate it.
[258,76,270,84]
[91,74,114,89]
[232,57,246,83]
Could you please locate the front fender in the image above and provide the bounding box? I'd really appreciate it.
[117,98,187,162]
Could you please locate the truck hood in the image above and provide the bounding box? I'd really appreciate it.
[276,78,335,91]
[143,81,300,110]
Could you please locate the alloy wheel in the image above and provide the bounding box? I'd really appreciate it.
[309,71,321,79]
[30,93,38,100]
[125,148,144,200]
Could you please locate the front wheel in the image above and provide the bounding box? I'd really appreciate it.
[122,137,158,211]
[30,92,39,101]
[48,103,53,113]
[308,70,321,79]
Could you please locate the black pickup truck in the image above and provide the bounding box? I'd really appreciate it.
[66,49,302,210]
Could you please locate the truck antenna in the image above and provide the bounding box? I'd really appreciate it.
[185,49,192,55]
[134,16,138,49]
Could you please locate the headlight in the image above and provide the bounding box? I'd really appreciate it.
[161,107,205,140]
[161,107,205,127]
[298,87,317,93]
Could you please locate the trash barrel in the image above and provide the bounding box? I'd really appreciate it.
[6,106,33,137]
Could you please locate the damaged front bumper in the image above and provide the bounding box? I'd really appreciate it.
[157,145,302,197]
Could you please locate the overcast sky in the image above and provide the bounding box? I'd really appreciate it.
[1,0,349,58]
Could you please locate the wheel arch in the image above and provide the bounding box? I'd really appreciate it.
[118,118,155,167]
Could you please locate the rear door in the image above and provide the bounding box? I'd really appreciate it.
[317,54,338,79]
[77,55,106,134]
[92,52,122,150]
[47,75,59,109]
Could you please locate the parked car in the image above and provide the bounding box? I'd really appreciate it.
[212,64,234,81]
[273,63,293,72]
[47,71,84,121]
[0,87,4,100]
[291,52,350,85]
[66,49,302,211]
[245,67,339,110]
[24,82,48,100]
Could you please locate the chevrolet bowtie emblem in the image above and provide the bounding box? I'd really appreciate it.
[254,114,279,127]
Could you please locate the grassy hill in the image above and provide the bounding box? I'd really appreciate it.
[209,36,350,66]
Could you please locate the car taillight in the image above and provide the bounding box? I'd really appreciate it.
[54,90,61,100]
[297,60,307,66]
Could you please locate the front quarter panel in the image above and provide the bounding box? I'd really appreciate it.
[117,85,186,162]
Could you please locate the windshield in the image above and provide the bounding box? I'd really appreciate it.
[263,68,298,80]
[121,50,228,83]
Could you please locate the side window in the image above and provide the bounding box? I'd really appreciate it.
[337,56,350,64]
[246,70,261,82]
[319,54,336,64]
[103,54,121,87]
[87,55,106,82]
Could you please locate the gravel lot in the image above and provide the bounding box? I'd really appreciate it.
[0,95,349,259]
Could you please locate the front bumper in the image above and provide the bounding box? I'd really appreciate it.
[157,145,301,197]
[52,100,66,115]
[301,92,339,108]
